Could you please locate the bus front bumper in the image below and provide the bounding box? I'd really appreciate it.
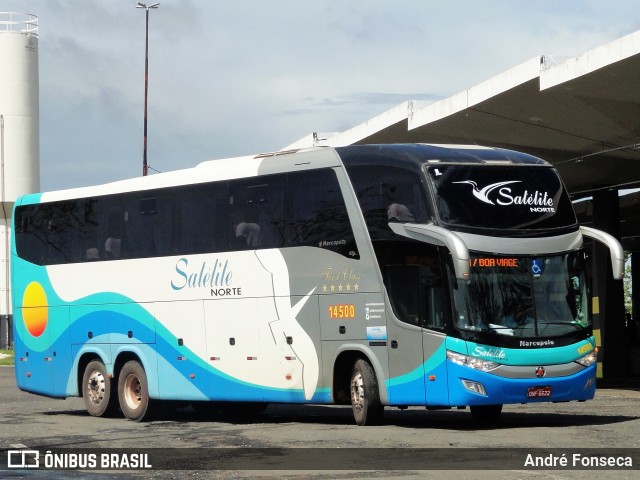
[446,361,597,406]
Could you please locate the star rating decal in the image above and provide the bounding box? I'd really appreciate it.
[322,283,359,293]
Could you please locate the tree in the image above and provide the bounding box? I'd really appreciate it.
[624,252,632,316]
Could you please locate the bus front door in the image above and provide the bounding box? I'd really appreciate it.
[384,266,426,405]
[384,265,449,407]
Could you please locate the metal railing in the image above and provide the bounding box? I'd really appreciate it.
[0,12,38,36]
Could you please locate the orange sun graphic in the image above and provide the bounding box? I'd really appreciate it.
[22,281,48,337]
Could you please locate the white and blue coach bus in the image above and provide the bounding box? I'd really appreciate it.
[11,144,624,425]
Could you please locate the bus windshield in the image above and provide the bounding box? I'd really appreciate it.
[452,251,589,338]
[426,165,577,231]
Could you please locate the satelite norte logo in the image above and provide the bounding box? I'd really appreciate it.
[453,180,555,212]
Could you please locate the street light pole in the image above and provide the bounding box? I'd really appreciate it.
[136,2,159,177]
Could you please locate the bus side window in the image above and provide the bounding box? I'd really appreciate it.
[99,203,125,258]
[346,165,430,241]
[176,183,226,254]
[286,169,358,258]
[384,264,446,330]
[384,265,422,327]
[229,176,286,250]
[81,199,100,261]
[19,205,49,265]
[424,282,445,330]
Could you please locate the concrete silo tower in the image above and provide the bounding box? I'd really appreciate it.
[0,13,40,348]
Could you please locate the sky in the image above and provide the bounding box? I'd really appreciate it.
[2,0,640,192]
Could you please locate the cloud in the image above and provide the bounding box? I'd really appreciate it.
[2,0,639,190]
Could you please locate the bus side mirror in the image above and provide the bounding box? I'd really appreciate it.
[388,223,469,280]
[579,226,624,280]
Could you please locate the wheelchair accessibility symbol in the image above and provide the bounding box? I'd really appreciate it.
[531,259,543,276]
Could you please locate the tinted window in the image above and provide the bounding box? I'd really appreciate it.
[382,243,446,330]
[286,169,358,258]
[230,176,286,250]
[347,165,429,240]
[427,165,577,231]
[175,183,229,255]
[14,168,358,265]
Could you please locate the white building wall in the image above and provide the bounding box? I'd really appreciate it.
[0,14,40,345]
[0,19,40,200]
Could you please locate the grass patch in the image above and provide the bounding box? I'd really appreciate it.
[0,349,14,366]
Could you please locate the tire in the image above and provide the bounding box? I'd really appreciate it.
[350,358,384,426]
[470,404,503,423]
[82,360,118,417]
[118,360,152,421]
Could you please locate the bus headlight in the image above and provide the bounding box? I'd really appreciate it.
[446,350,499,372]
[575,350,597,367]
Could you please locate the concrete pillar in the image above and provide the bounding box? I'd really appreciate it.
[592,189,628,378]
[632,252,639,326]
[631,252,640,376]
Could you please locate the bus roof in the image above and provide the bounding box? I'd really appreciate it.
[23,143,547,205]
[336,143,549,169]
[29,147,341,204]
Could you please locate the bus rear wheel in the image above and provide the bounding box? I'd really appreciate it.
[82,360,118,417]
[118,360,152,421]
[350,359,384,426]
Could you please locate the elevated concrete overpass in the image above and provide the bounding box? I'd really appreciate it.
[287,29,640,379]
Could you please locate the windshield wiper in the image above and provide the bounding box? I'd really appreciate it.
[538,321,587,330]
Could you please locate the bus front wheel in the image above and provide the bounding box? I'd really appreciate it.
[82,360,118,417]
[350,359,384,426]
[118,360,152,421]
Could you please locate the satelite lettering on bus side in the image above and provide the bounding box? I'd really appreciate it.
[170,257,233,291]
[473,346,507,360]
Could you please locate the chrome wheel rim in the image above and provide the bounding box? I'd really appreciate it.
[86,370,106,405]
[123,374,142,410]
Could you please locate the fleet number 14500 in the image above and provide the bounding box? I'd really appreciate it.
[328,304,356,319]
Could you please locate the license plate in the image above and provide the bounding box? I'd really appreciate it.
[527,386,552,398]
